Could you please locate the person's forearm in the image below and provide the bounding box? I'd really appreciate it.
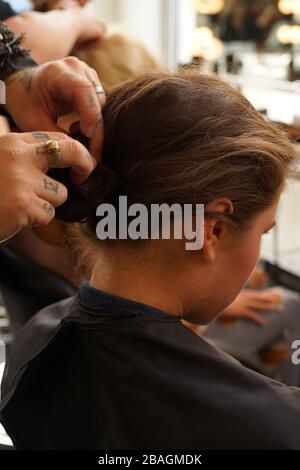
[5,10,82,63]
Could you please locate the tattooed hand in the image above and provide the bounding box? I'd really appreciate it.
[5,57,106,158]
[0,131,96,243]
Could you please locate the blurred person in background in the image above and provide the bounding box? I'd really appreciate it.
[2,0,105,63]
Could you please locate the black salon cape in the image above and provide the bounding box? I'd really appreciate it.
[1,294,300,450]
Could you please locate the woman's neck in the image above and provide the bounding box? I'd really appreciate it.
[89,245,184,316]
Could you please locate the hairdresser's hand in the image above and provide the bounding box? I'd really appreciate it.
[70,8,106,49]
[220,289,283,326]
[0,131,96,243]
[5,9,105,63]
[5,58,106,158]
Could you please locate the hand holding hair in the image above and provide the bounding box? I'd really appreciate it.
[0,131,96,243]
[4,57,106,159]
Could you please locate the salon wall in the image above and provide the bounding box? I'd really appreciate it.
[9,0,30,11]
[91,0,118,23]
[92,0,167,64]
[118,0,163,62]
[261,179,300,267]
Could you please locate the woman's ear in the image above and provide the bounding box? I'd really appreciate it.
[202,199,234,263]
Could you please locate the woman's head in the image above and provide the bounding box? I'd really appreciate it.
[67,71,295,324]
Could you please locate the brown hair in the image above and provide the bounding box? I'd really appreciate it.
[55,70,295,241]
[39,33,162,249]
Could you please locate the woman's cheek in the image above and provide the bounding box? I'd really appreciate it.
[244,235,262,277]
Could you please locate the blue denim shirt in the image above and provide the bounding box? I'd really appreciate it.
[79,283,170,318]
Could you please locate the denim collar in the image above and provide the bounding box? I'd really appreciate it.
[79,283,172,318]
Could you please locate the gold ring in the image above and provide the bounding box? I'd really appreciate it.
[44,140,60,156]
[40,140,61,167]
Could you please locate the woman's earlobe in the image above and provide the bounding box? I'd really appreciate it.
[202,223,218,263]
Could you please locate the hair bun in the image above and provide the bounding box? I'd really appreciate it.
[47,165,116,224]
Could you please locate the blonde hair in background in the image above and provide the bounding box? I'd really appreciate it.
[77,33,163,91]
